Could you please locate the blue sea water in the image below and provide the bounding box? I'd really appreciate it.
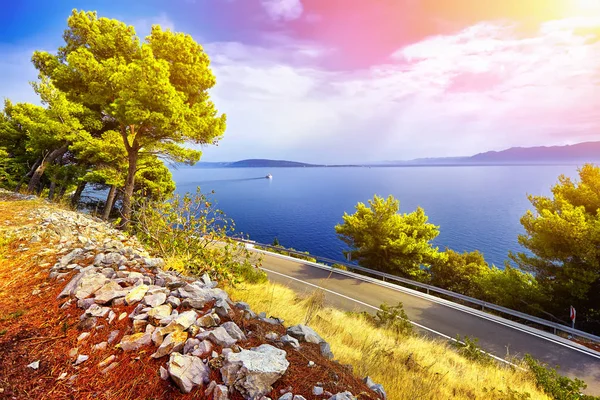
[171,165,579,268]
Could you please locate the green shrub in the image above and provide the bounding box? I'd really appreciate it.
[375,302,413,336]
[524,354,598,400]
[131,187,266,285]
[452,335,492,365]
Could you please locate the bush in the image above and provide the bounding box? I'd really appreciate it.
[131,187,266,285]
[452,335,492,365]
[524,355,598,400]
[374,302,413,336]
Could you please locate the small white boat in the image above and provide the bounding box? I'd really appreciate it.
[265,173,272,179]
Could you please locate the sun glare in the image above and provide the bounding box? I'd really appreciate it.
[572,0,600,15]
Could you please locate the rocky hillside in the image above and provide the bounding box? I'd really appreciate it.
[0,190,385,399]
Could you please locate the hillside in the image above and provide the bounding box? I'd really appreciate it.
[196,159,321,168]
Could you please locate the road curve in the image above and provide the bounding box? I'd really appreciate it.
[252,249,600,395]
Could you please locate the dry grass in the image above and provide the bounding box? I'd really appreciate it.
[227,281,551,400]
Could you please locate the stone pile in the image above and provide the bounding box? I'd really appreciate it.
[2,190,386,399]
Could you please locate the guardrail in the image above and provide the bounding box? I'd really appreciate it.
[238,239,600,344]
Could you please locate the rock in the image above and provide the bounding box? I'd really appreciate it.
[208,327,237,347]
[74,355,89,366]
[183,338,201,355]
[265,332,279,341]
[308,361,315,367]
[93,342,108,351]
[107,311,116,324]
[313,386,324,395]
[328,392,354,400]
[77,317,97,331]
[151,331,188,358]
[168,353,210,394]
[77,332,91,342]
[221,321,246,341]
[101,362,119,374]
[85,304,111,318]
[205,380,217,396]
[107,330,120,344]
[191,340,213,357]
[147,304,172,322]
[221,344,289,398]
[118,312,127,321]
[144,292,167,307]
[280,335,300,349]
[175,310,198,330]
[293,396,307,400]
[98,355,116,368]
[77,298,96,310]
[197,313,219,327]
[214,384,229,400]
[27,360,40,370]
[320,342,334,360]
[159,366,169,380]
[133,320,147,333]
[152,329,165,347]
[287,325,323,344]
[74,272,109,300]
[364,376,387,399]
[119,332,152,351]
[166,296,181,308]
[60,248,84,267]
[278,394,293,400]
[125,284,149,304]
[93,281,127,304]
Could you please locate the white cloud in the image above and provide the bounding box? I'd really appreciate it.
[260,0,303,21]
[201,17,600,163]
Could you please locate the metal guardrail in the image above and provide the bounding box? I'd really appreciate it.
[239,239,600,344]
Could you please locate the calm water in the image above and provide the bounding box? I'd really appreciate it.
[171,165,579,267]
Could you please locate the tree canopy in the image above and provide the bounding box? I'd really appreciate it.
[32,9,226,226]
[335,195,442,279]
[510,164,600,329]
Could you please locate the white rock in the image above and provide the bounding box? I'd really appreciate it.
[168,353,210,393]
[27,360,40,370]
[221,344,289,398]
[221,321,246,341]
[74,355,89,366]
[119,332,152,351]
[144,292,167,307]
[175,310,198,330]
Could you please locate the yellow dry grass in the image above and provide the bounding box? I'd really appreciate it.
[227,281,550,400]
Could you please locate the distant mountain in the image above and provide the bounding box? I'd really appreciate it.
[193,142,600,168]
[195,159,321,168]
[383,141,600,166]
[468,142,600,164]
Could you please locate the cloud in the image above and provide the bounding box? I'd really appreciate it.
[260,0,303,21]
[200,17,600,163]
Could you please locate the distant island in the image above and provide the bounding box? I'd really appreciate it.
[195,141,600,168]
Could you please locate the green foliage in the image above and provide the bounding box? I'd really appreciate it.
[452,335,492,365]
[429,249,489,297]
[524,355,598,400]
[131,187,265,285]
[33,10,226,224]
[374,302,413,336]
[510,164,600,325]
[272,237,280,246]
[335,194,442,279]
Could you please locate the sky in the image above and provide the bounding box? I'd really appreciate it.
[1,0,599,163]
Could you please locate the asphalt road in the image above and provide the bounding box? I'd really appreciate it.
[253,250,600,395]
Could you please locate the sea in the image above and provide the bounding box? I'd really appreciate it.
[171,165,580,268]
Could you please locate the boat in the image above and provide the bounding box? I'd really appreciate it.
[265,173,272,179]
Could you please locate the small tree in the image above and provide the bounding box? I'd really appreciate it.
[335,194,441,279]
[131,188,265,284]
[429,249,489,297]
[33,10,226,227]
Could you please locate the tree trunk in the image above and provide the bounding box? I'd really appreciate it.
[71,180,86,208]
[27,144,69,194]
[119,149,139,229]
[47,180,57,201]
[15,157,42,192]
[102,185,117,220]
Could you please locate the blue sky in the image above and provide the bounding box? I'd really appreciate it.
[1,0,600,163]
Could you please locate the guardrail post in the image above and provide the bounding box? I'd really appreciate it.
[426,288,430,294]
